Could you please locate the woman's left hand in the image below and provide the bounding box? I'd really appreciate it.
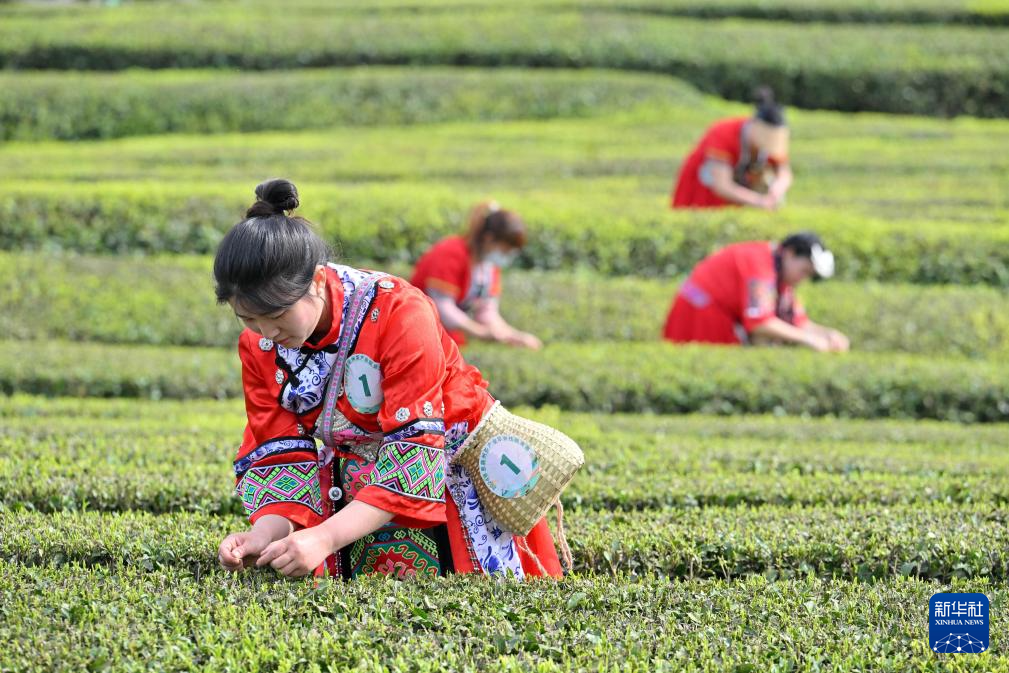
[256,526,334,577]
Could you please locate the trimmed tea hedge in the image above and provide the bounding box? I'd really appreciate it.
[4,505,1009,582]
[3,339,1008,421]
[6,455,1006,515]
[6,392,1005,445]
[0,66,702,141]
[5,409,1007,514]
[6,0,1009,25]
[1,9,1007,115]
[0,561,997,672]
[6,253,1007,357]
[4,185,1009,284]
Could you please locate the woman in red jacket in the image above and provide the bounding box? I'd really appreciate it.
[663,232,849,351]
[215,179,561,579]
[411,200,541,350]
[671,88,793,210]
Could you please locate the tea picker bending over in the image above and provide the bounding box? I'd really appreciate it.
[215,179,579,580]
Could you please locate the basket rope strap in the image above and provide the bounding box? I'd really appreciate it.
[554,498,574,573]
[515,536,549,577]
[514,498,573,577]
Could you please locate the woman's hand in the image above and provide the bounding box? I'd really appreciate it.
[256,526,335,577]
[758,193,782,211]
[218,530,272,571]
[505,330,543,350]
[802,331,832,353]
[825,329,850,352]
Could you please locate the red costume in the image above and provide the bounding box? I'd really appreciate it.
[410,236,501,347]
[663,242,808,345]
[234,263,559,578]
[671,117,788,208]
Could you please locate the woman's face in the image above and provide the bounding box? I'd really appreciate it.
[779,249,814,286]
[230,266,328,348]
[749,120,790,158]
[479,239,520,267]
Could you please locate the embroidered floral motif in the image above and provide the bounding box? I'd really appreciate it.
[317,443,335,469]
[234,437,317,477]
[276,264,375,416]
[384,419,445,443]
[275,346,336,414]
[348,527,440,578]
[340,457,373,503]
[237,461,322,517]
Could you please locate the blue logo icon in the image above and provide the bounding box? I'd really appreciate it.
[930,593,989,654]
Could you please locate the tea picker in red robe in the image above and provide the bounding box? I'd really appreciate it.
[215,179,563,579]
[411,200,541,350]
[663,232,849,352]
[671,87,793,210]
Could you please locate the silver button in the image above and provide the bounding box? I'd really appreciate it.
[379,280,394,290]
[275,369,285,385]
[258,337,274,351]
[328,487,343,501]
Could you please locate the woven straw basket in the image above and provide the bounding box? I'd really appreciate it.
[452,401,584,536]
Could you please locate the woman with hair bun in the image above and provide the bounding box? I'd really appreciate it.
[411,200,541,350]
[215,179,562,579]
[671,87,794,210]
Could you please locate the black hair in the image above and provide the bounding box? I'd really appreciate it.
[213,178,331,315]
[780,231,825,258]
[754,86,786,127]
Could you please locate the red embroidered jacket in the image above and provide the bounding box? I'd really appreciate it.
[233,264,494,531]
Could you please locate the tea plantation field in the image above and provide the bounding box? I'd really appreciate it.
[2,0,1008,671]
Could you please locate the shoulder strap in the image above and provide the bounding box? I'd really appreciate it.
[314,272,387,447]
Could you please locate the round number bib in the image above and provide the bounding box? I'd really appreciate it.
[344,354,383,414]
[478,435,540,499]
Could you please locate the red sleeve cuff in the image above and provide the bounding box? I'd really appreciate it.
[248,502,324,531]
[742,313,775,333]
[354,485,447,529]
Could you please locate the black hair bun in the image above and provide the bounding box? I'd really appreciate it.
[247,178,300,218]
[753,86,775,107]
[753,86,786,126]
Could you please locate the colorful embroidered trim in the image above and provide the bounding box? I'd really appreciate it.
[314,271,385,449]
[233,437,317,477]
[372,441,446,502]
[348,527,441,578]
[237,461,323,517]
[383,418,446,443]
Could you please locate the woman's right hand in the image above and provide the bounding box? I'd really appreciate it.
[218,530,272,571]
[758,193,781,211]
[803,332,832,353]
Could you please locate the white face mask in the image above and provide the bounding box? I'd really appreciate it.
[484,250,519,268]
